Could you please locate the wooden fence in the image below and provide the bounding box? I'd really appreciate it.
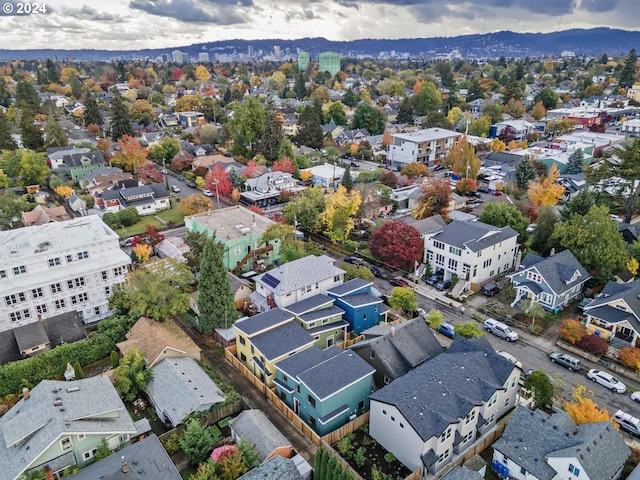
[321,411,370,445]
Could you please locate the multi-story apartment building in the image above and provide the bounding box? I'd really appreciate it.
[0,216,131,332]
[386,128,462,169]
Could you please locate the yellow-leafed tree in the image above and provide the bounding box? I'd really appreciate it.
[195,65,210,82]
[565,385,616,426]
[320,185,361,243]
[179,194,214,216]
[627,257,639,276]
[527,163,565,209]
[443,135,481,179]
[132,244,152,264]
[55,185,74,199]
[491,138,507,152]
[231,188,241,205]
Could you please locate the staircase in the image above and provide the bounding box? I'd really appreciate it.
[233,245,274,274]
[451,280,469,299]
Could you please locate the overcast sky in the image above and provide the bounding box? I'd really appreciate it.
[0,0,638,51]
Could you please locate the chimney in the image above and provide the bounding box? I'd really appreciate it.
[252,215,256,227]
[22,387,30,400]
[390,326,396,337]
[44,467,54,480]
[121,456,129,473]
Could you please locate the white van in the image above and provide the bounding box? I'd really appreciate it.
[484,318,518,342]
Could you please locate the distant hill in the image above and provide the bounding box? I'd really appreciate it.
[0,28,638,61]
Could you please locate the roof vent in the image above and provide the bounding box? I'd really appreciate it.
[54,400,63,407]
[66,386,80,393]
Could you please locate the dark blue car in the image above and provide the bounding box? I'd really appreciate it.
[438,322,456,338]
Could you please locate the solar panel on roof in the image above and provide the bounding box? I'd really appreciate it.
[262,273,281,288]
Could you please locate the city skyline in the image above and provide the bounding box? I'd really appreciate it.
[0,0,638,51]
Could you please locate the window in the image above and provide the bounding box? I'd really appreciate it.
[113,266,126,277]
[66,254,73,263]
[370,350,375,359]
[71,293,88,305]
[363,313,367,321]
[83,448,98,460]
[390,416,395,422]
[433,240,444,250]
[383,376,390,385]
[36,304,48,315]
[334,275,340,282]
[358,400,365,410]
[282,374,288,383]
[50,283,62,294]
[306,285,312,293]
[307,395,316,407]
[61,437,72,451]
[48,257,61,267]
[239,336,246,346]
[13,265,27,275]
[448,258,458,270]
[482,259,492,268]
[382,409,387,416]
[296,385,300,394]
[32,288,43,299]
[0,270,6,278]
[569,464,580,476]
[521,467,527,475]
[94,306,101,315]
[307,414,316,426]
[10,310,30,322]
[55,299,66,310]
[5,294,19,306]
[234,246,241,256]
[77,434,85,440]
[67,277,85,289]
[440,427,452,442]
[240,353,247,362]
[437,449,450,463]
[104,286,111,296]
[465,410,476,424]
[101,270,108,280]
[250,345,254,354]
[526,271,542,283]
[399,422,404,429]
[449,246,461,256]
[77,251,89,260]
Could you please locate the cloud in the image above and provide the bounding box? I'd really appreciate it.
[129,0,246,24]
[69,6,123,22]
[579,0,617,12]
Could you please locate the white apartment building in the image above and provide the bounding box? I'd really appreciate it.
[386,128,462,169]
[424,220,519,291]
[0,215,131,332]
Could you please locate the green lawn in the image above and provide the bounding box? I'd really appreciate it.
[118,204,185,238]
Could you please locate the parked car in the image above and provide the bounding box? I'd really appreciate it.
[185,180,196,188]
[435,279,451,291]
[477,186,491,193]
[614,410,640,437]
[171,185,180,193]
[350,161,359,169]
[426,272,444,287]
[586,369,626,393]
[492,191,504,196]
[526,223,537,233]
[415,307,427,319]
[203,189,214,197]
[368,265,381,277]
[314,242,326,251]
[344,256,365,266]
[632,391,640,403]
[483,318,518,342]
[482,282,501,297]
[549,352,582,372]
[438,322,456,338]
[389,278,409,287]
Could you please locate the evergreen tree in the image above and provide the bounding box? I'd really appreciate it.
[514,157,537,190]
[15,80,39,112]
[342,88,358,108]
[564,148,584,174]
[560,190,596,221]
[294,71,307,99]
[341,164,354,192]
[619,48,638,90]
[44,111,68,148]
[20,109,44,151]
[0,109,17,151]
[109,88,133,141]
[72,361,84,380]
[296,105,324,149]
[0,78,11,108]
[396,96,414,124]
[197,236,239,333]
[262,108,284,161]
[466,78,484,102]
[314,447,327,480]
[83,88,103,127]
[45,59,59,84]
[179,419,215,466]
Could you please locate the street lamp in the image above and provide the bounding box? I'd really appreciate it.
[212,178,220,210]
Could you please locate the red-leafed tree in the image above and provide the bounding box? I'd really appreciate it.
[171,152,194,171]
[145,224,165,246]
[243,160,260,178]
[110,135,148,173]
[412,179,451,220]
[456,178,477,195]
[271,157,295,174]
[370,221,424,271]
[248,205,265,215]
[137,162,163,184]
[378,170,398,188]
[205,163,233,196]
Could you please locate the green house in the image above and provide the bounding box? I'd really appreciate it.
[62,151,107,180]
[284,293,349,349]
[185,205,282,273]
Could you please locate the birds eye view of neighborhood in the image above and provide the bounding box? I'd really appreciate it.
[4,1,640,479]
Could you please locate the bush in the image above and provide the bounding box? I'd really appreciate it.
[110,350,120,369]
[162,433,182,455]
[618,347,640,372]
[102,212,121,229]
[118,207,140,227]
[577,334,609,355]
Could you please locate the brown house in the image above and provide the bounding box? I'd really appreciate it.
[117,316,201,367]
[21,205,70,226]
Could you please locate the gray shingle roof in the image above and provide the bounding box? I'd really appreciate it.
[370,337,515,442]
[276,346,342,379]
[298,305,345,325]
[0,377,137,480]
[250,322,314,361]
[431,221,518,253]
[334,292,382,308]
[230,410,291,462]
[284,293,335,316]
[493,406,629,480]
[584,279,640,332]
[254,255,345,296]
[404,214,446,235]
[326,278,372,297]
[238,455,302,480]
[234,308,294,337]
[13,322,49,352]
[66,434,181,480]
[440,466,483,480]
[511,249,590,296]
[62,151,105,168]
[146,357,224,427]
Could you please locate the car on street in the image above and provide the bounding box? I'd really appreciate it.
[389,278,409,287]
[632,391,640,403]
[368,265,381,277]
[526,223,537,233]
[415,307,427,319]
[438,322,456,338]
[171,185,180,193]
[477,186,491,193]
[548,352,582,372]
[483,318,518,341]
[185,180,196,187]
[614,410,640,437]
[492,191,504,196]
[435,279,451,291]
[344,256,365,266]
[482,282,501,297]
[587,369,626,393]
[203,189,214,197]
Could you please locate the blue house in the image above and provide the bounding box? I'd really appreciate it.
[274,346,375,435]
[507,249,591,312]
[326,279,389,334]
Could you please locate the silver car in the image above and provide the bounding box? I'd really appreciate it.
[586,369,626,393]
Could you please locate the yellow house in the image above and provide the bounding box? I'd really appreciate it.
[234,308,315,387]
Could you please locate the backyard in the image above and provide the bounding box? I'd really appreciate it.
[118,203,185,237]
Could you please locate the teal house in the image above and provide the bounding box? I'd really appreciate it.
[185,205,282,273]
[326,278,389,334]
[284,294,348,349]
[274,346,375,435]
[61,151,107,180]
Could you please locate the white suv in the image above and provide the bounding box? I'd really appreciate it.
[614,410,640,437]
[586,369,626,393]
[483,318,518,342]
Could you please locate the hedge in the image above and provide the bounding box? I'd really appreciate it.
[0,315,135,397]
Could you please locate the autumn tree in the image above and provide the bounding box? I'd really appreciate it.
[370,221,423,271]
[195,65,210,82]
[205,163,233,196]
[132,244,152,264]
[531,101,547,121]
[112,347,153,403]
[491,138,507,152]
[401,163,429,179]
[469,115,491,137]
[129,99,155,127]
[271,157,295,174]
[55,185,73,198]
[282,186,325,232]
[565,385,614,426]
[552,205,628,280]
[443,135,480,179]
[478,202,529,238]
[175,94,203,112]
[320,185,361,243]
[197,237,239,333]
[231,188,241,204]
[388,286,418,313]
[412,179,451,220]
[425,309,444,328]
[136,162,163,184]
[527,163,565,209]
[260,223,295,245]
[618,347,640,373]
[180,194,213,215]
[110,135,148,173]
